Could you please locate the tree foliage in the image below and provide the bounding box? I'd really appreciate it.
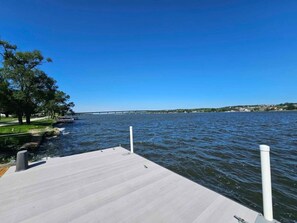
[0,39,74,124]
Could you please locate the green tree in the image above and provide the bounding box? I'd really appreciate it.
[0,70,14,117]
[0,40,52,124]
[286,103,296,110]
[0,39,75,123]
[21,69,59,124]
[45,90,74,118]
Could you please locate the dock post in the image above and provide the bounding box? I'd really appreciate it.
[130,126,134,153]
[259,145,273,221]
[16,150,28,172]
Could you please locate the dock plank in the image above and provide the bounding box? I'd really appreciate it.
[0,166,9,177]
[0,147,259,223]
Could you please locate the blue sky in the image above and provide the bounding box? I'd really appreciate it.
[0,0,296,112]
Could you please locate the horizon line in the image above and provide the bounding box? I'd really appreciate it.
[75,102,296,113]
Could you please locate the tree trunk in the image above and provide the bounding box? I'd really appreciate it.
[25,113,31,124]
[17,113,23,125]
[5,112,9,118]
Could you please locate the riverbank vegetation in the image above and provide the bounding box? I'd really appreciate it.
[0,39,74,163]
[0,39,74,124]
[0,118,55,163]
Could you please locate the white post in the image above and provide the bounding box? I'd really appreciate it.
[260,145,273,221]
[130,126,134,153]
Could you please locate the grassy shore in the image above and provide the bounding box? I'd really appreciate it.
[0,118,55,163]
[0,119,54,134]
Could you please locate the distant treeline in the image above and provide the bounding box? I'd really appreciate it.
[143,103,297,113]
[79,102,297,115]
[0,39,74,124]
[144,103,297,114]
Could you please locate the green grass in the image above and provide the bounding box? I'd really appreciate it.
[0,119,54,135]
[0,117,17,124]
[0,118,54,163]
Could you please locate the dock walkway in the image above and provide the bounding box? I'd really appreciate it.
[0,147,261,223]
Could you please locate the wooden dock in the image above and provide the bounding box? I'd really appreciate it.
[0,147,264,223]
[0,166,9,177]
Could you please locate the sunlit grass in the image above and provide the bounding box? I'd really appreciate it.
[0,119,54,134]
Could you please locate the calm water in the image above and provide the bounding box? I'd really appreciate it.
[37,112,297,222]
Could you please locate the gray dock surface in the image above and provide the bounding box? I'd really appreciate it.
[0,147,259,223]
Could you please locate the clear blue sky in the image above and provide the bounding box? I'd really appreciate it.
[1,0,296,112]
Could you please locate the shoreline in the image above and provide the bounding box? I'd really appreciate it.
[0,122,62,167]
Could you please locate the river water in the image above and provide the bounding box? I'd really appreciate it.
[37,112,297,222]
